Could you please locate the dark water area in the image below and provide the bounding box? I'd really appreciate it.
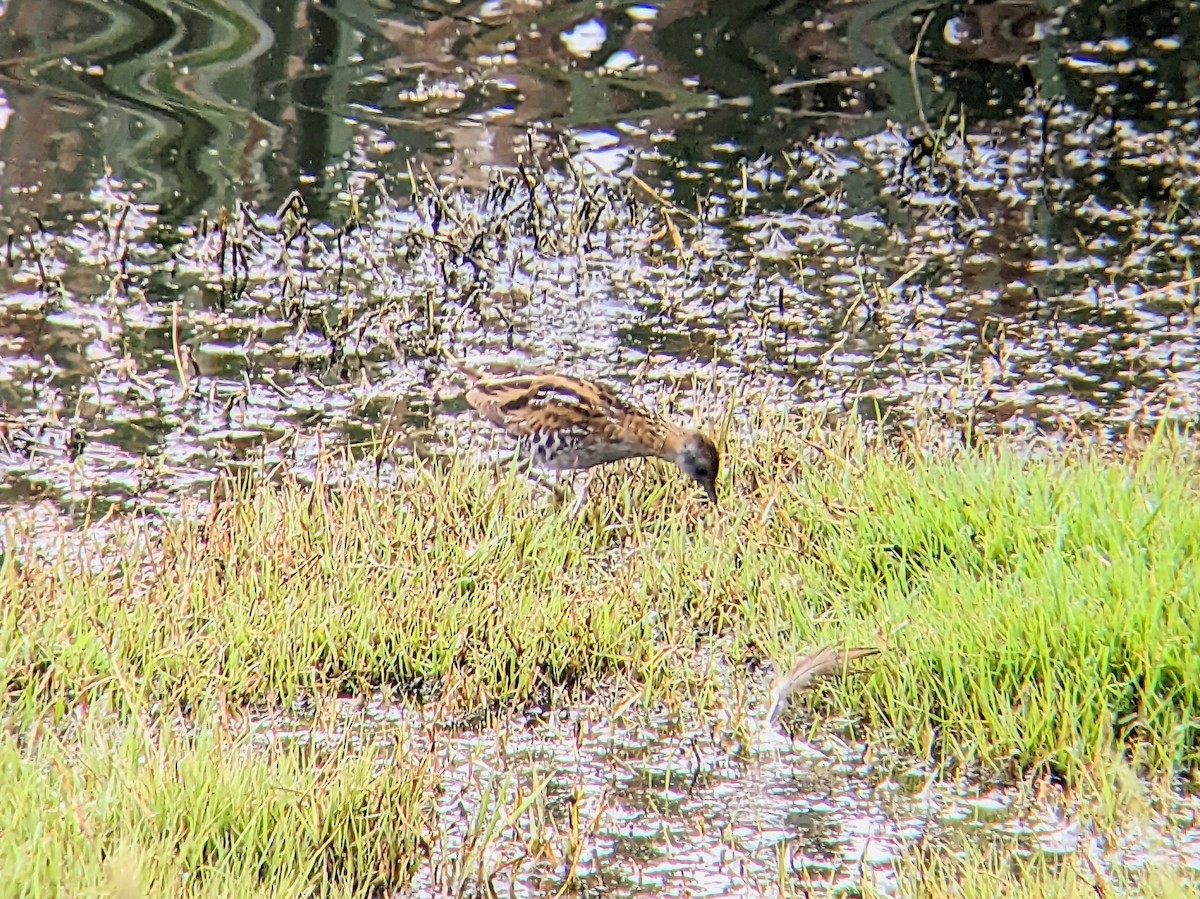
[1,0,1199,520]
[2,0,1198,222]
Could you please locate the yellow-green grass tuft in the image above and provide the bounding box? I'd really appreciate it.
[0,718,432,897]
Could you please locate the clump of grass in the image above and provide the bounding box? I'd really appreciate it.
[3,408,1199,784]
[806,421,1200,780]
[851,839,1200,899]
[0,716,432,897]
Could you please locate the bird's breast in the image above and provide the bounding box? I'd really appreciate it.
[519,428,646,470]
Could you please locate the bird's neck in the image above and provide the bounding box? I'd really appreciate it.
[621,414,688,462]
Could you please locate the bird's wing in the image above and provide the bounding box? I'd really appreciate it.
[466,375,640,439]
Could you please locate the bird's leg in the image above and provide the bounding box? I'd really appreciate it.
[481,446,593,512]
[567,471,593,519]
[537,471,570,503]
[485,449,535,486]
[481,448,519,468]
[485,450,566,502]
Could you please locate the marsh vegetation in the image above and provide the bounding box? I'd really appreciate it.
[3,0,1200,895]
[4,409,1199,895]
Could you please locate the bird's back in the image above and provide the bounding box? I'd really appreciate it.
[462,372,666,469]
[465,374,633,435]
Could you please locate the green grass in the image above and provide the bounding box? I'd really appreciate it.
[0,716,431,898]
[3,408,1200,893]
[802,421,1200,779]
[4,410,1199,781]
[858,842,1198,899]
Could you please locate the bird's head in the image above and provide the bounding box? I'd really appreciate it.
[673,430,720,504]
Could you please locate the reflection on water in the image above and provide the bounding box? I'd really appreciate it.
[1,0,1197,223]
[251,694,1200,897]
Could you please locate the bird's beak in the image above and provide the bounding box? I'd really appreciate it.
[704,480,718,505]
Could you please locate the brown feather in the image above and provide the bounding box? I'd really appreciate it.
[445,352,720,502]
[460,369,674,456]
[765,646,880,725]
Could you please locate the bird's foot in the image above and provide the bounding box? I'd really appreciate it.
[566,474,592,520]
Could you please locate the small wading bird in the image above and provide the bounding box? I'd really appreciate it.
[446,353,720,515]
[763,645,881,728]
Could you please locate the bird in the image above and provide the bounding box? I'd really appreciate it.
[445,353,719,514]
[763,645,880,727]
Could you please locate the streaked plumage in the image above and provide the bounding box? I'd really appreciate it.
[448,355,719,509]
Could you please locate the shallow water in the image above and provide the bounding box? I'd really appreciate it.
[252,692,1200,896]
[3,110,1200,522]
